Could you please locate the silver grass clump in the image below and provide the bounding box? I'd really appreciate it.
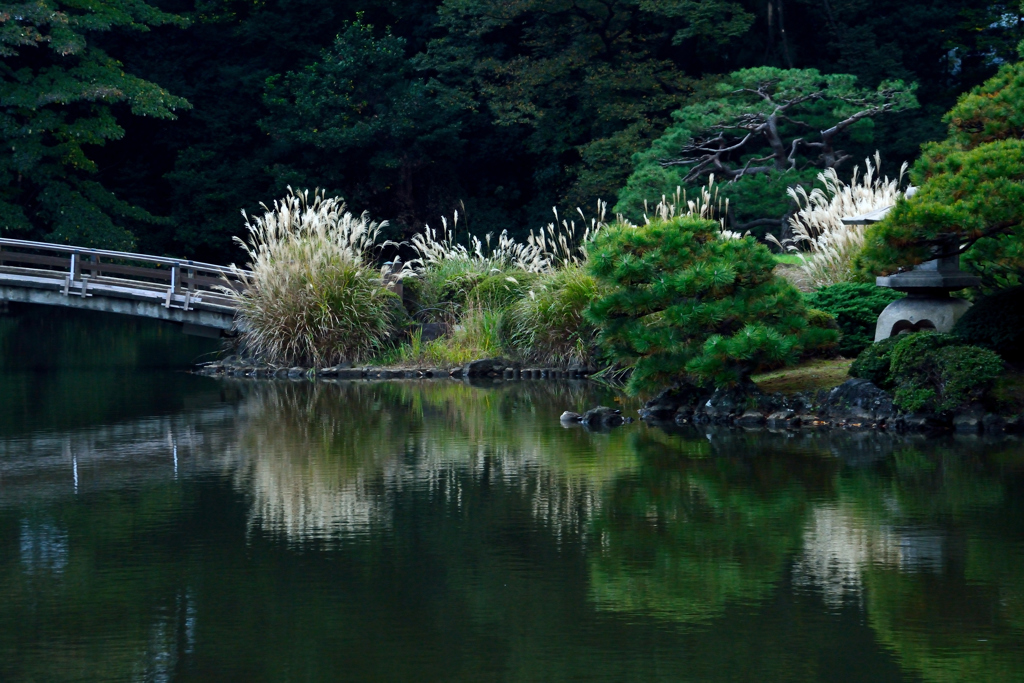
[227,188,408,366]
[768,153,908,288]
[642,175,744,239]
[410,201,608,274]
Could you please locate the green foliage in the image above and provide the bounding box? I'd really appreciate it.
[504,266,601,366]
[805,283,904,357]
[617,67,917,229]
[469,271,538,310]
[886,333,1003,413]
[262,21,466,235]
[857,52,1024,290]
[0,0,189,248]
[3,0,1020,262]
[849,336,899,387]
[423,0,704,212]
[585,215,838,393]
[953,286,1024,362]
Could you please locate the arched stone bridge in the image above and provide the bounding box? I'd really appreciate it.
[0,238,246,337]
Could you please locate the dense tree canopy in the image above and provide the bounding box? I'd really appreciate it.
[0,0,188,248]
[1,0,1022,260]
[262,21,466,231]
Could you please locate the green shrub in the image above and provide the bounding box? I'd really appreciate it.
[585,215,839,394]
[804,309,842,357]
[885,333,1004,413]
[887,332,962,378]
[504,266,600,365]
[805,283,904,357]
[412,259,484,315]
[952,285,1024,363]
[849,336,899,387]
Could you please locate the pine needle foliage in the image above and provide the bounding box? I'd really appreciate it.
[585,215,838,393]
[857,41,1024,291]
[229,189,402,366]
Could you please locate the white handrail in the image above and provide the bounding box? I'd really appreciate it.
[0,237,249,276]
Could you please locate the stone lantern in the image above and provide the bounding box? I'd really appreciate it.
[842,203,979,342]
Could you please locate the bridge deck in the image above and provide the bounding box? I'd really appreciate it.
[0,238,248,335]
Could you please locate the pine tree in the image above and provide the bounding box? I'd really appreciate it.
[857,25,1024,291]
[585,215,837,393]
[616,67,917,233]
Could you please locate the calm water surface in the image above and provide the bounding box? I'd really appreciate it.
[2,307,1024,682]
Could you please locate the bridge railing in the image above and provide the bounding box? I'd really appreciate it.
[0,237,249,310]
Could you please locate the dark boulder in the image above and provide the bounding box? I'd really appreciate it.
[821,379,894,424]
[736,410,766,427]
[695,379,772,424]
[639,383,709,421]
[581,406,624,428]
[952,405,985,434]
[463,358,518,378]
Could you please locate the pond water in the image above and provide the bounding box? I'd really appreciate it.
[2,307,1024,682]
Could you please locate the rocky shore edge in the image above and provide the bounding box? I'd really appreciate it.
[195,357,599,381]
[196,357,1023,436]
[638,377,1024,436]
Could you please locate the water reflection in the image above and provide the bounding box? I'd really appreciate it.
[2,374,1024,681]
[228,380,639,546]
[19,519,69,574]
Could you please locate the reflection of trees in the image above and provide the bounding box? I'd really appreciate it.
[0,492,199,681]
[0,306,223,435]
[587,430,837,625]
[801,440,1024,683]
[231,380,642,545]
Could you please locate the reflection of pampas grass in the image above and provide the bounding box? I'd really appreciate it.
[231,382,641,544]
[768,154,908,288]
[228,188,408,366]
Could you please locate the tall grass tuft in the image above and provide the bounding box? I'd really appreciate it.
[228,188,404,366]
[768,154,908,288]
[410,203,605,276]
[505,266,601,366]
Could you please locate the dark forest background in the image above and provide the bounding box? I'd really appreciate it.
[3,0,1023,264]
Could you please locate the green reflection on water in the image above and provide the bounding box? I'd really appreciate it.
[1,311,1024,681]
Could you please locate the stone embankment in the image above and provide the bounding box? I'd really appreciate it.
[196,357,599,381]
[639,377,1024,435]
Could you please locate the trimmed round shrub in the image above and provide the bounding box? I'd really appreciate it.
[585,215,839,393]
[804,282,904,357]
[804,308,842,358]
[849,336,900,387]
[952,285,1024,363]
[504,266,600,365]
[886,333,1004,413]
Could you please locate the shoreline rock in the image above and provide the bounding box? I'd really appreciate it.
[194,358,598,383]
[639,377,1022,435]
